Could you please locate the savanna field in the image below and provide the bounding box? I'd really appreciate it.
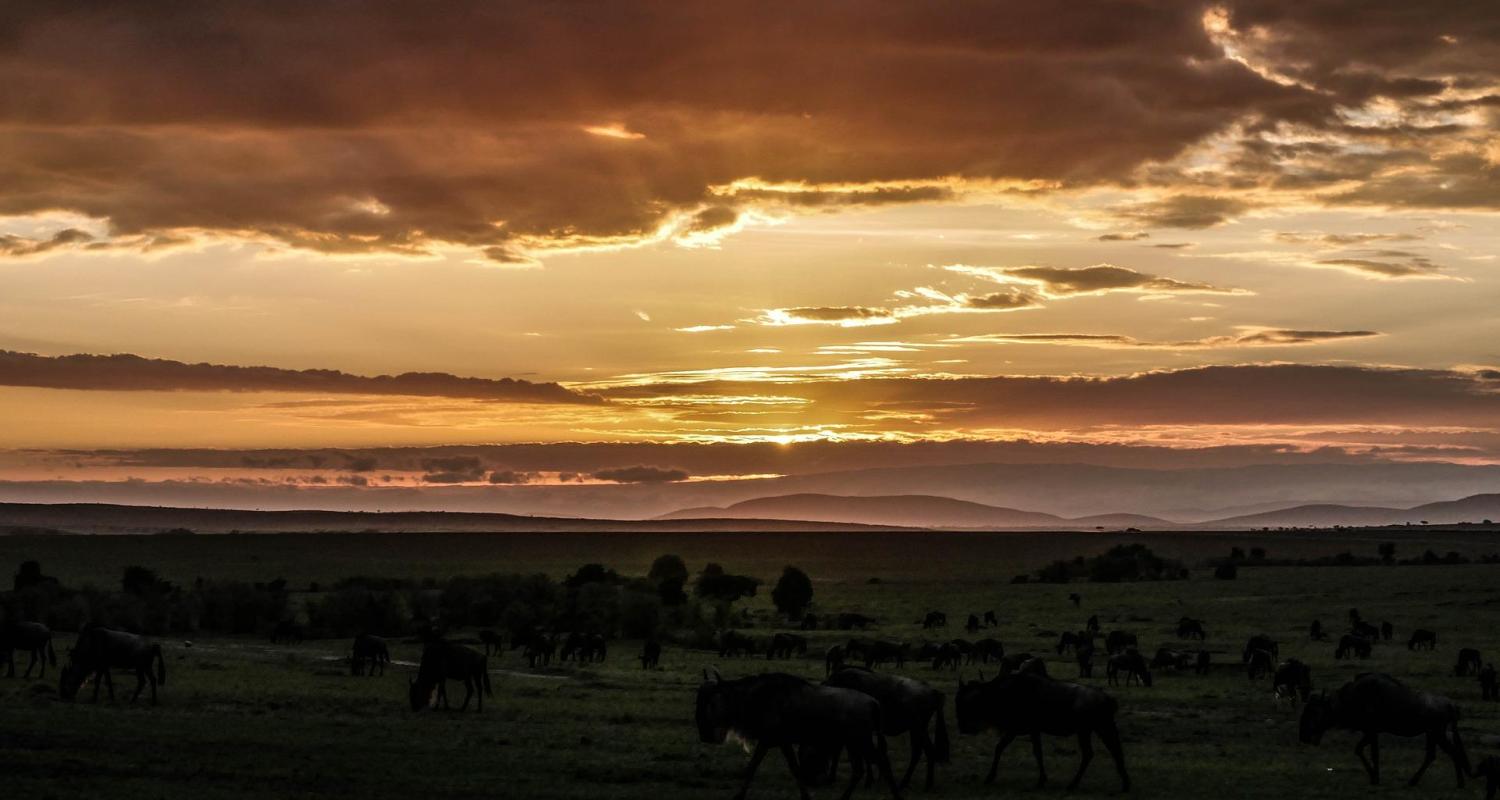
[2,530,1499,800]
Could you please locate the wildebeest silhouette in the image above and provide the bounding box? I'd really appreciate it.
[408,640,490,712]
[997,651,1039,676]
[1474,757,1500,800]
[826,644,848,676]
[640,639,662,670]
[1104,630,1137,655]
[838,613,876,631]
[270,620,304,645]
[1,621,55,679]
[932,642,963,671]
[696,669,901,800]
[561,632,608,663]
[1069,593,1082,608]
[59,627,166,705]
[1055,631,1089,655]
[1242,635,1279,663]
[1310,619,1326,641]
[478,629,504,656]
[983,610,998,627]
[719,631,756,658]
[856,639,908,670]
[1480,663,1497,701]
[1076,641,1096,678]
[825,666,950,790]
[1352,620,1380,640]
[965,614,981,634]
[1085,614,1099,634]
[767,633,808,660]
[1408,629,1438,651]
[519,632,555,668]
[1106,649,1151,687]
[1273,659,1313,702]
[970,638,1004,665]
[1300,673,1469,787]
[921,611,946,629]
[1245,648,1275,680]
[955,672,1129,791]
[1336,634,1373,660]
[1454,648,1481,677]
[1176,617,1206,640]
[350,633,390,676]
[1381,621,1394,641]
[1348,608,1363,626]
[1150,647,1194,671]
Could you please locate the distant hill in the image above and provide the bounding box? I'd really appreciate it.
[655,493,1175,530]
[1200,493,1500,529]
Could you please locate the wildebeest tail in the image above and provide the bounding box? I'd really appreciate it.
[933,699,952,763]
[153,644,167,686]
[46,636,57,666]
[482,657,493,697]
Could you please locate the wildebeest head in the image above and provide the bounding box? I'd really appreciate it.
[58,662,86,700]
[1299,692,1332,744]
[695,668,730,744]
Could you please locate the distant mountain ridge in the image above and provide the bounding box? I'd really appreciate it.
[655,493,1173,529]
[1198,493,1500,529]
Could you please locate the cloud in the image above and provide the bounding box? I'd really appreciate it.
[1313,255,1449,279]
[1114,195,1255,229]
[1273,231,1424,248]
[1097,232,1150,242]
[0,228,93,257]
[0,350,599,404]
[487,470,537,485]
[590,465,690,483]
[947,264,1243,297]
[952,327,1379,349]
[754,306,899,327]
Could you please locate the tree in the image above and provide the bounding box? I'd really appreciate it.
[695,563,760,603]
[771,566,814,618]
[648,554,689,586]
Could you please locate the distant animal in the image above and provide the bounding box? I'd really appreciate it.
[1076,642,1096,679]
[1348,608,1363,626]
[719,631,756,658]
[1381,621,1394,641]
[932,642,963,671]
[1352,621,1380,640]
[1336,634,1373,660]
[766,633,808,660]
[860,640,909,670]
[921,611,947,629]
[1085,614,1100,633]
[640,639,661,670]
[1273,659,1313,702]
[478,629,504,656]
[1299,673,1469,787]
[983,610,998,627]
[1245,648,1275,681]
[955,672,1130,792]
[838,612,875,630]
[1474,756,1500,800]
[1150,647,1194,671]
[824,667,950,790]
[1176,617,1206,640]
[1106,649,1152,687]
[520,633,555,668]
[1105,630,1137,655]
[1481,663,1497,701]
[350,633,390,677]
[696,669,900,800]
[971,638,1004,665]
[59,627,166,705]
[1454,648,1481,677]
[1194,650,1211,675]
[561,632,607,663]
[1069,593,1082,608]
[826,644,848,676]
[1,621,56,679]
[1310,619,1326,640]
[965,614,981,634]
[1056,631,1085,655]
[408,640,490,712]
[1242,635,1279,663]
[1408,629,1438,651]
[270,620,304,645]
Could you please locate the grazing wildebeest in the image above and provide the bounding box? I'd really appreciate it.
[1176,617,1206,640]
[1,621,56,679]
[1408,629,1438,651]
[521,633,555,668]
[932,642,963,671]
[1335,634,1373,659]
[1274,659,1313,702]
[1243,635,1279,663]
[720,631,756,658]
[861,640,908,670]
[1474,757,1500,800]
[971,638,1004,665]
[965,614,981,634]
[59,627,166,705]
[768,633,809,661]
[1069,593,1082,608]
[1310,619,1326,641]
[1381,621,1394,641]
[1299,673,1469,787]
[1055,631,1089,655]
[1076,642,1096,678]
[1480,663,1498,701]
[983,610,998,628]
[838,613,875,631]
[408,640,490,712]
[640,639,662,670]
[1454,648,1482,677]
[270,619,304,645]
[1150,647,1193,671]
[350,633,390,676]
[1352,620,1380,641]
[955,672,1129,791]
[1106,649,1152,687]
[1245,648,1275,681]
[921,611,946,629]
[825,667,950,790]
[696,669,901,800]
[478,629,504,656]
[1194,649,1211,675]
[1104,630,1137,655]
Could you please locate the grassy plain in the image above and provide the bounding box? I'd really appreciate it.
[2,529,1499,800]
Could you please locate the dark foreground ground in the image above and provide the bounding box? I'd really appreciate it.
[2,529,1499,799]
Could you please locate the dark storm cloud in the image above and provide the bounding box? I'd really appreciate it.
[0,350,599,404]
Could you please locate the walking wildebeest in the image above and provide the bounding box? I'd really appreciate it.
[478,629,504,656]
[1176,617,1206,640]
[59,627,166,705]
[1381,621,1394,641]
[350,633,390,676]
[825,667,950,790]
[1056,631,1092,655]
[921,611,946,629]
[983,610,998,628]
[1104,630,1137,655]
[1480,663,1498,701]
[1454,648,1482,677]
[1336,634,1373,660]
[640,639,662,670]
[270,619,304,645]
[1106,649,1152,687]
[1,621,56,679]
[1245,648,1275,680]
[408,640,491,712]
[720,631,756,658]
[1408,629,1438,651]
[768,633,809,660]
[955,672,1129,792]
[1242,635,1279,663]
[1474,757,1500,800]
[1274,659,1313,702]
[696,669,901,800]
[1300,673,1469,787]
[1076,641,1096,678]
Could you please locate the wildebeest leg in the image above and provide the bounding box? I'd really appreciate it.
[1097,720,1130,792]
[900,727,929,790]
[733,741,770,800]
[1030,733,1048,788]
[23,648,37,679]
[131,668,146,703]
[1354,732,1379,785]
[1065,731,1093,791]
[1409,732,1439,787]
[985,732,1017,784]
[458,677,473,711]
[1432,731,1464,787]
[778,744,812,800]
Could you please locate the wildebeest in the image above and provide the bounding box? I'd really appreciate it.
[1381,621,1394,641]
[965,614,981,634]
[1454,648,1482,677]
[997,651,1040,676]
[1150,647,1194,671]
[983,610,998,627]
[1352,620,1380,641]
[1310,619,1326,641]
[859,640,909,670]
[561,632,608,663]
[1273,658,1313,702]
[1245,648,1275,680]
[720,631,756,658]
[932,642,963,671]
[838,612,876,631]
[1299,673,1469,787]
[1336,634,1373,660]
[1104,630,1137,655]
[1242,635,1279,663]
[825,667,950,790]
[520,633,555,668]
[1085,614,1100,634]
[1475,757,1500,800]
[478,629,504,656]
[350,633,390,677]
[408,640,491,712]
[801,613,819,631]
[921,611,946,629]
[1055,631,1086,655]
[1106,649,1152,687]
[1481,663,1497,701]
[1076,642,1096,678]
[696,669,900,800]
[767,633,809,660]
[826,644,848,676]
[955,672,1129,792]
[640,639,662,670]
[1408,629,1438,651]
[971,638,1004,665]
[270,619,304,645]
[1,621,56,679]
[1176,617,1206,640]
[1194,650,1211,675]
[59,627,166,705]
[1068,593,1082,608]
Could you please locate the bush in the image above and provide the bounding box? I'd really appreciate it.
[695,564,760,603]
[771,566,814,618]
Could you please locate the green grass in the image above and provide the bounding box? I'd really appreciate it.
[2,530,1499,799]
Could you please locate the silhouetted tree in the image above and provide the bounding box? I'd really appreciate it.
[695,563,759,603]
[13,560,46,591]
[770,566,813,618]
[648,554,689,586]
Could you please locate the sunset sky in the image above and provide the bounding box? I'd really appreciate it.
[3,3,1500,509]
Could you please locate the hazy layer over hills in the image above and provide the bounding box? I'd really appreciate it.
[655,493,1172,529]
